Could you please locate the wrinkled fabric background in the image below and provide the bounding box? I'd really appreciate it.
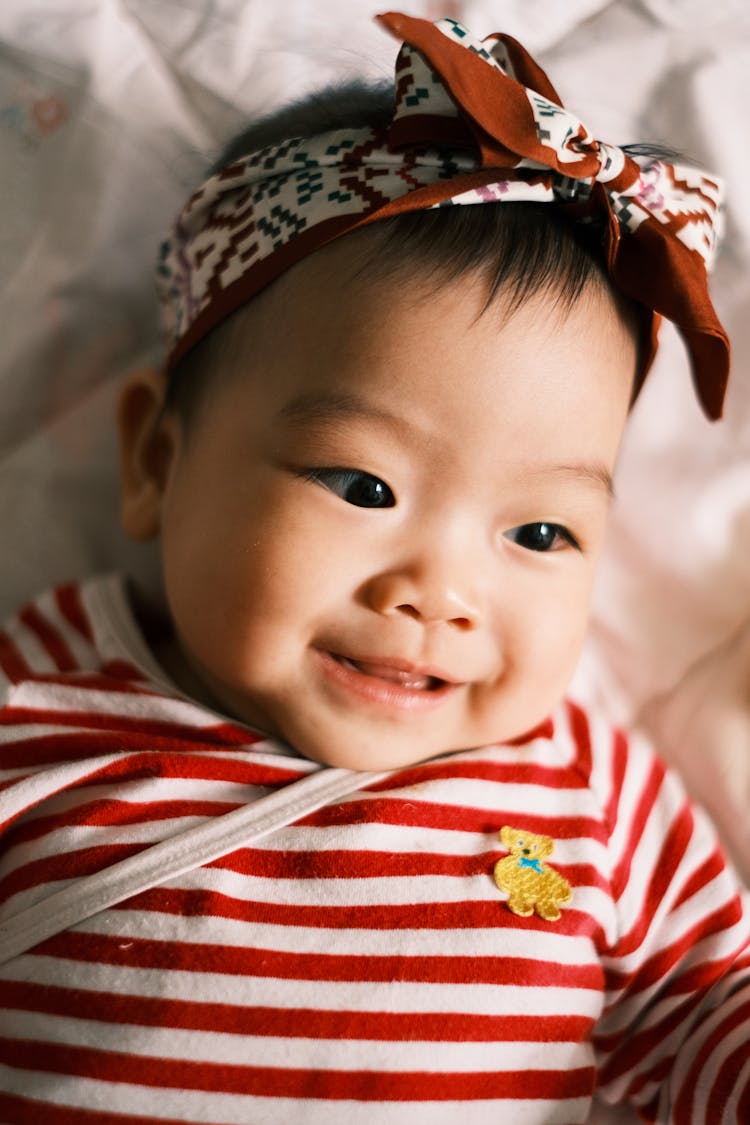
[0,0,748,961]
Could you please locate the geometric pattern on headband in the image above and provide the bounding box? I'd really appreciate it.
[157,11,729,419]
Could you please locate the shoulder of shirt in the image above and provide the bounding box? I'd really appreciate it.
[384,697,667,825]
[441,696,670,843]
[0,573,168,696]
[0,573,297,758]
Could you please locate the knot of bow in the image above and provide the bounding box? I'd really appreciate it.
[379,11,729,419]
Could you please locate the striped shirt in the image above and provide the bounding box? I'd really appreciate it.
[0,574,749,1124]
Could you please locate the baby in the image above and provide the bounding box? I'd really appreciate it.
[0,11,747,1125]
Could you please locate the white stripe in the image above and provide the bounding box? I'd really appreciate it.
[0,720,85,742]
[15,764,601,823]
[0,1064,592,1125]
[34,587,96,670]
[1,957,606,1018]
[91,866,564,908]
[434,730,578,769]
[600,927,750,1042]
[609,878,747,981]
[0,752,135,823]
[8,1009,594,1073]
[9,678,229,723]
[103,868,505,906]
[661,979,750,1122]
[0,750,301,829]
[1,805,612,867]
[3,615,64,675]
[351,775,602,819]
[78,906,601,961]
[5,775,273,818]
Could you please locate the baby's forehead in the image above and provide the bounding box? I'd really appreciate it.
[214,243,634,457]
[230,217,623,354]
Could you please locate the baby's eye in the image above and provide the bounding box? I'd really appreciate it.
[504,522,579,553]
[305,468,395,508]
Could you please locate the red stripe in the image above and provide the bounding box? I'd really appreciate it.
[101,658,149,680]
[38,670,149,691]
[674,994,750,1121]
[613,804,693,960]
[0,728,173,767]
[603,900,745,997]
[120,845,607,887]
[1,979,595,1043]
[33,930,604,988]
[19,604,78,672]
[370,756,588,792]
[55,583,94,644]
[0,738,296,783]
[596,991,697,1086]
[148,893,605,946]
[604,728,628,842]
[0,629,33,683]
[600,982,750,1096]
[302,796,603,840]
[508,715,555,745]
[216,849,604,888]
[609,756,665,908]
[0,843,146,904]
[0,1092,213,1125]
[116,883,606,931]
[640,806,694,929]
[0,1038,594,1101]
[737,1056,750,1124]
[5,725,589,799]
[641,903,746,993]
[598,981,750,1093]
[672,848,726,910]
[565,700,593,782]
[0,841,604,929]
[0,704,259,745]
[4,797,244,846]
[704,1026,750,1120]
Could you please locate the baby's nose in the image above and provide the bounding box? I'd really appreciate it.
[363,562,481,631]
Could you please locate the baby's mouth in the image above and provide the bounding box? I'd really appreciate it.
[314,649,459,713]
[335,655,443,692]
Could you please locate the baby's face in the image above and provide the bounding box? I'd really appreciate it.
[122,236,636,769]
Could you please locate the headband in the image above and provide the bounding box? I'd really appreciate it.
[157,11,729,419]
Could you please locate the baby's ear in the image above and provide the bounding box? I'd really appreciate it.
[117,367,178,541]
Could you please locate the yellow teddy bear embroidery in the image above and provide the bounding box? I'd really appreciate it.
[493,826,572,921]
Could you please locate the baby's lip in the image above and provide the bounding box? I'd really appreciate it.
[328,653,461,690]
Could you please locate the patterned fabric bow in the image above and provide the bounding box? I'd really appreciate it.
[157,10,729,419]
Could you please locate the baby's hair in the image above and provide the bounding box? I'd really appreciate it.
[165,79,632,423]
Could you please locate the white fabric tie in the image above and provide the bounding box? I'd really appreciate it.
[0,766,390,965]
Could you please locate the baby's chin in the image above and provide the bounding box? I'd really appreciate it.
[286,737,452,772]
[224,688,554,771]
[271,717,493,772]
[277,704,563,770]
[163,650,555,770]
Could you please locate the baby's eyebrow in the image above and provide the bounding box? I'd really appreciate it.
[276,392,407,431]
[277,395,615,497]
[538,463,615,498]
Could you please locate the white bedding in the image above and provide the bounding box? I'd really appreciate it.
[1,0,748,890]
